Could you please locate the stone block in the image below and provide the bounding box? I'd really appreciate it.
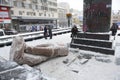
[73,38,112,48]
[77,32,110,40]
[70,43,114,55]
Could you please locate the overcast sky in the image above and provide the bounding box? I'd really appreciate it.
[58,0,120,11]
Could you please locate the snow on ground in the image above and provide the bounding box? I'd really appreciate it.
[35,49,120,80]
[0,32,120,80]
[0,46,10,60]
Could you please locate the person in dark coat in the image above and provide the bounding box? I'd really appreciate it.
[48,26,52,39]
[110,23,118,36]
[71,25,78,38]
[110,23,118,40]
[71,25,78,43]
[44,26,48,39]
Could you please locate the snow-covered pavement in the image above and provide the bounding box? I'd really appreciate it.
[0,32,120,80]
[35,49,120,80]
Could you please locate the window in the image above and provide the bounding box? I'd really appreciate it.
[52,13,54,17]
[29,4,32,9]
[27,12,29,15]
[11,10,14,15]
[32,4,36,9]
[22,2,25,8]
[35,5,38,10]
[17,1,22,8]
[13,1,17,6]
[19,11,23,15]
[39,13,42,16]
[41,6,44,10]
[0,0,10,6]
[48,14,50,17]
[24,3,29,9]
[38,5,41,10]
[0,31,4,36]
[33,12,36,16]
[44,13,46,16]
[44,7,48,11]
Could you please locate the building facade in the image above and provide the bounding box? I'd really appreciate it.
[111,10,120,25]
[11,0,58,32]
[57,7,68,27]
[70,9,82,26]
[58,2,70,13]
[58,2,70,27]
[0,0,12,29]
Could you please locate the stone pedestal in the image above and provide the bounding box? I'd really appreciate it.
[70,32,114,55]
[83,0,112,32]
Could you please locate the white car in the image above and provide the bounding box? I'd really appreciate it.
[118,25,120,30]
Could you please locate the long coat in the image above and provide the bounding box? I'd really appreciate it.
[110,23,118,36]
[71,26,78,37]
[44,26,48,39]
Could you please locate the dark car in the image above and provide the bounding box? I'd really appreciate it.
[0,29,5,36]
[4,29,18,35]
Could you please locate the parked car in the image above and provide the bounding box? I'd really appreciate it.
[0,29,5,36]
[4,29,18,35]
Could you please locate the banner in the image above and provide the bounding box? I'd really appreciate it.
[0,19,11,23]
[0,6,11,23]
[0,12,9,18]
[0,6,10,18]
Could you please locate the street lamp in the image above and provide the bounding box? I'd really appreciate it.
[66,13,72,27]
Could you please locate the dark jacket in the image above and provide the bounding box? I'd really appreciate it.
[48,27,52,39]
[71,26,78,35]
[110,23,118,36]
[71,26,78,37]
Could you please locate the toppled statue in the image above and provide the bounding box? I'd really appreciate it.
[10,36,69,66]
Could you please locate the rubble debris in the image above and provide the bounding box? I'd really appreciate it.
[77,55,82,60]
[0,61,49,80]
[81,53,93,59]
[69,48,79,53]
[71,69,79,73]
[10,36,69,66]
[63,59,69,64]
[95,56,111,63]
[67,57,77,66]
[0,61,18,72]
[79,58,89,64]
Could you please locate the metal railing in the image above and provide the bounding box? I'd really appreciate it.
[0,28,71,47]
